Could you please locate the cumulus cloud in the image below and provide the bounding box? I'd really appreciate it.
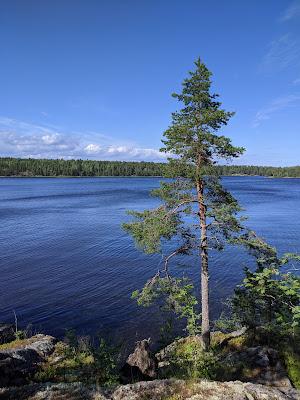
[253,94,300,127]
[0,130,78,157]
[84,143,102,153]
[0,117,167,161]
[83,142,166,160]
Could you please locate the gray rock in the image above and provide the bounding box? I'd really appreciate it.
[0,334,56,386]
[121,339,157,382]
[112,379,300,400]
[0,324,15,345]
[225,346,292,388]
[1,379,298,400]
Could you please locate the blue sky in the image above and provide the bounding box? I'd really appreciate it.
[0,0,299,165]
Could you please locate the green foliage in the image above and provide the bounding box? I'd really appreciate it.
[160,338,220,380]
[123,208,179,254]
[14,330,26,340]
[0,336,33,350]
[124,58,247,343]
[1,157,300,177]
[35,333,119,386]
[213,310,242,333]
[160,58,244,160]
[92,338,119,386]
[133,277,201,336]
[231,234,300,333]
[0,157,165,177]
[282,347,300,389]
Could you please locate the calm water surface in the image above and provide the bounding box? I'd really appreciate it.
[0,177,299,346]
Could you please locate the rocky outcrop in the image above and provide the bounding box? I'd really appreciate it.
[0,334,56,386]
[0,379,299,400]
[0,324,15,345]
[211,326,248,347]
[113,379,300,400]
[121,339,157,383]
[155,335,203,377]
[225,346,292,388]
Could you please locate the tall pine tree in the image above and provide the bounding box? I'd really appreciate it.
[123,59,245,349]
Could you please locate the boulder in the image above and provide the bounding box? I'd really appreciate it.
[0,334,56,386]
[0,324,15,345]
[121,339,157,383]
[225,346,292,388]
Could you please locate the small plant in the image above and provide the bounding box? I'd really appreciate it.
[160,337,220,380]
[35,331,119,386]
[231,234,300,335]
[132,276,201,336]
[92,337,119,386]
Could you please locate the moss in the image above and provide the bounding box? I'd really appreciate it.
[210,332,227,347]
[159,336,220,380]
[35,349,95,383]
[282,348,300,389]
[211,331,252,351]
[173,337,203,357]
[0,336,36,350]
[226,334,250,350]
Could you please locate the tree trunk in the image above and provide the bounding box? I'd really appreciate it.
[196,178,210,350]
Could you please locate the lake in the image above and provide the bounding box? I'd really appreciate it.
[0,177,299,348]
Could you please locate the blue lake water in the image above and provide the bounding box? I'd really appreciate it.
[0,177,299,346]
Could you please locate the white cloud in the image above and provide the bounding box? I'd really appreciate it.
[41,133,65,145]
[0,117,167,161]
[253,94,300,127]
[84,143,102,153]
[280,1,300,22]
[261,34,300,72]
[83,143,166,160]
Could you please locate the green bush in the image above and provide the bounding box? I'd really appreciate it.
[160,338,220,380]
[35,333,119,386]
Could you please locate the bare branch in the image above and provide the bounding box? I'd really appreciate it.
[166,199,198,217]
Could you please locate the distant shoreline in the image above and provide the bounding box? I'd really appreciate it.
[1,174,300,179]
[1,158,300,178]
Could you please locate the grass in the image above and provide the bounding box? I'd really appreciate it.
[0,336,36,350]
[158,336,220,380]
[34,339,119,386]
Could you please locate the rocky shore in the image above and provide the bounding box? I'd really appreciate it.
[1,379,299,400]
[0,324,299,400]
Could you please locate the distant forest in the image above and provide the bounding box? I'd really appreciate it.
[0,157,300,178]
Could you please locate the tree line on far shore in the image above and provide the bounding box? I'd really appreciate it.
[0,157,300,178]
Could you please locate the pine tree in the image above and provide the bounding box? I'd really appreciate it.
[123,58,245,349]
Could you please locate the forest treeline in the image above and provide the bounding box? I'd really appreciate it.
[0,157,300,178]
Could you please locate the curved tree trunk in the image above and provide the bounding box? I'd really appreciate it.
[196,178,210,350]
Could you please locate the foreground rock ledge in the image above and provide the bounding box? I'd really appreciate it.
[0,379,299,400]
[0,334,56,386]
